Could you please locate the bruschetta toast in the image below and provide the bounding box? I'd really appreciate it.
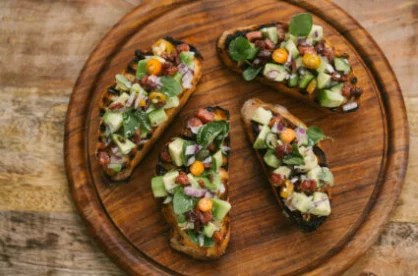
[217,13,362,113]
[151,107,231,259]
[96,37,202,181]
[241,98,334,231]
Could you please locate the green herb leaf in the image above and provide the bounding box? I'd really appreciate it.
[179,51,195,67]
[196,121,229,148]
[307,126,325,144]
[289,13,313,37]
[242,66,262,81]
[228,36,258,62]
[136,60,148,79]
[161,76,182,97]
[122,109,151,138]
[173,189,196,215]
[282,144,305,165]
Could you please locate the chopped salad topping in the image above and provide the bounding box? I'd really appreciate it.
[97,38,199,174]
[227,13,362,111]
[151,107,231,248]
[251,106,334,221]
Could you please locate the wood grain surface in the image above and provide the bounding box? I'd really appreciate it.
[0,0,417,275]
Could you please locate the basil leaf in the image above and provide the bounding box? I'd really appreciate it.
[289,13,313,37]
[161,76,182,97]
[228,36,258,62]
[197,121,229,148]
[136,60,147,79]
[283,144,305,165]
[242,66,262,81]
[173,189,196,215]
[122,109,151,138]
[307,126,325,144]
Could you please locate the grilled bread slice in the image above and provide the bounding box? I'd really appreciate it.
[151,107,231,259]
[241,98,334,231]
[96,37,202,181]
[217,15,362,113]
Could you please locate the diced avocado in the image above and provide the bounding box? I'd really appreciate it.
[107,163,122,173]
[136,60,148,79]
[307,167,334,187]
[263,63,288,82]
[213,150,223,171]
[103,111,123,133]
[151,176,168,198]
[317,72,331,89]
[162,171,179,192]
[265,132,278,150]
[180,51,195,68]
[212,199,231,220]
[285,39,299,58]
[204,173,222,192]
[273,166,292,178]
[113,92,130,106]
[310,192,331,216]
[297,148,318,172]
[261,27,278,44]
[164,96,179,109]
[295,56,303,68]
[264,150,281,168]
[203,222,217,238]
[145,104,156,114]
[115,74,132,91]
[288,74,298,87]
[253,125,270,149]
[168,138,185,166]
[252,107,273,125]
[308,24,324,42]
[187,173,200,189]
[298,71,314,89]
[317,89,346,108]
[330,83,344,94]
[334,57,351,74]
[316,56,329,73]
[173,72,182,83]
[290,192,313,213]
[111,134,135,155]
[148,108,167,127]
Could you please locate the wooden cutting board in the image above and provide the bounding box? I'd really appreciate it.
[64,0,409,274]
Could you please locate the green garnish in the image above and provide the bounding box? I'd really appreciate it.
[196,121,229,148]
[228,36,258,62]
[179,51,195,67]
[161,76,182,97]
[173,189,195,215]
[307,126,325,144]
[136,60,147,79]
[242,66,262,81]
[122,109,151,138]
[289,13,313,37]
[282,144,305,165]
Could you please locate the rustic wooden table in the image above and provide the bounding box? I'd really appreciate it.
[0,0,416,275]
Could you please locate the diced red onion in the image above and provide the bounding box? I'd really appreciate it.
[148,75,162,88]
[184,186,207,198]
[182,70,193,89]
[277,123,285,131]
[111,147,121,156]
[202,156,212,164]
[290,177,299,184]
[295,127,307,143]
[178,63,189,74]
[204,192,214,198]
[342,102,358,112]
[187,156,196,166]
[326,64,335,73]
[266,70,280,80]
[126,92,137,107]
[185,144,201,155]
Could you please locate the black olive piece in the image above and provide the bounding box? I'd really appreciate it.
[99,123,106,132]
[350,76,358,85]
[134,49,145,59]
[156,163,167,176]
[99,108,106,116]
[129,151,136,160]
[137,144,144,150]
[107,87,119,95]
[351,87,363,98]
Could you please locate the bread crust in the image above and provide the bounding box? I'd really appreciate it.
[97,47,202,181]
[217,24,359,113]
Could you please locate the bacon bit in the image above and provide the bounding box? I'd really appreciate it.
[188,117,203,128]
[196,108,215,123]
[176,43,190,53]
[298,45,316,55]
[342,83,352,97]
[162,62,178,76]
[268,115,283,127]
[97,151,110,165]
[175,171,189,185]
[316,40,334,61]
[160,149,172,163]
[109,102,124,110]
[264,39,275,50]
[275,144,292,158]
[198,179,206,188]
[254,39,266,49]
[300,179,317,193]
[351,87,363,98]
[97,142,106,150]
[213,231,224,243]
[198,210,213,224]
[246,31,263,42]
[271,173,283,186]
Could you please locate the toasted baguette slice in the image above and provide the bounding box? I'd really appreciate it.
[96,38,202,181]
[241,98,333,232]
[217,21,362,113]
[152,106,231,260]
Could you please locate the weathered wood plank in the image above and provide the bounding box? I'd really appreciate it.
[0,211,124,275]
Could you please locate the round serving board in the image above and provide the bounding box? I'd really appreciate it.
[64,0,409,274]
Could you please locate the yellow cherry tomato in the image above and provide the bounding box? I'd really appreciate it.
[272,48,289,64]
[148,91,167,105]
[190,161,205,176]
[280,180,294,198]
[280,128,296,144]
[219,168,229,183]
[146,58,162,75]
[306,79,317,94]
[198,198,213,212]
[302,53,321,69]
[152,39,176,56]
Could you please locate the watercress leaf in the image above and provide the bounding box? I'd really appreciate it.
[173,189,196,215]
[161,76,182,97]
[242,66,262,81]
[289,13,313,37]
[228,36,258,62]
[196,121,229,148]
[307,126,325,144]
[122,109,151,138]
[136,60,148,79]
[282,144,305,165]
